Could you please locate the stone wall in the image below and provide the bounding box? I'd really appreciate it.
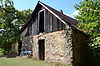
[21,29,90,66]
[64,29,73,64]
[21,37,33,51]
[31,30,73,65]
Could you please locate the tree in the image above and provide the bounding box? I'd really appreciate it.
[0,0,32,54]
[74,0,100,57]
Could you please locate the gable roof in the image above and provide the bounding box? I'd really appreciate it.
[39,2,78,27]
[20,1,79,33]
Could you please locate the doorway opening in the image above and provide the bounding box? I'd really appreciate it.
[39,11,44,33]
[18,41,22,56]
[38,39,45,60]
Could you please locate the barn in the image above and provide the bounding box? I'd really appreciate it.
[20,1,90,66]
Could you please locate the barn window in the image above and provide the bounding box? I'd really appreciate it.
[39,10,45,33]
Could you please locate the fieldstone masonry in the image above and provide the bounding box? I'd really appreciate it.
[22,37,33,51]
[30,30,73,65]
[21,29,90,66]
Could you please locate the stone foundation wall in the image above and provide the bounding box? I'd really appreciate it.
[21,29,89,65]
[31,30,73,64]
[64,30,73,64]
[22,37,33,51]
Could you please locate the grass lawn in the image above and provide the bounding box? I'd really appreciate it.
[0,57,69,66]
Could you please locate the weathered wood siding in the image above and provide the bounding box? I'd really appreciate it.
[44,10,66,32]
[32,14,38,35]
[21,6,66,37]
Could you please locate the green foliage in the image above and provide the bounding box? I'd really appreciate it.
[0,0,32,54]
[74,0,100,57]
[0,48,4,55]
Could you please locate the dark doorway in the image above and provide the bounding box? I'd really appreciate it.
[38,39,45,60]
[18,41,22,56]
[39,11,44,33]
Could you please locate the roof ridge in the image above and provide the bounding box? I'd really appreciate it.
[20,1,79,33]
[39,2,79,27]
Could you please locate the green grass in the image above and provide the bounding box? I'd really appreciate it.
[0,57,69,66]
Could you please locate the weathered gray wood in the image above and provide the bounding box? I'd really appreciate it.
[47,11,50,32]
[29,24,32,35]
[52,15,57,31]
[22,7,66,36]
[35,17,38,34]
[49,13,53,31]
[32,15,38,35]
[44,10,48,32]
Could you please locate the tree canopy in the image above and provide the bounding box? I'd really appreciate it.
[74,0,100,57]
[0,0,32,54]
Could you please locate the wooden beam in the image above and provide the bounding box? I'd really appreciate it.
[39,2,69,29]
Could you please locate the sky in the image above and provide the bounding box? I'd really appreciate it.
[12,0,83,18]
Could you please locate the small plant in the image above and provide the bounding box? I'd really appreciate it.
[0,48,4,56]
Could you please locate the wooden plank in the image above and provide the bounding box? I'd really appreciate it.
[44,10,48,32]
[32,21,35,35]
[36,14,39,34]
[35,17,38,34]
[57,19,61,30]
[32,20,34,35]
[47,11,50,32]
[32,15,38,35]
[49,13,53,31]
[39,2,67,27]
[61,22,65,30]
[29,24,32,35]
[52,15,57,31]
